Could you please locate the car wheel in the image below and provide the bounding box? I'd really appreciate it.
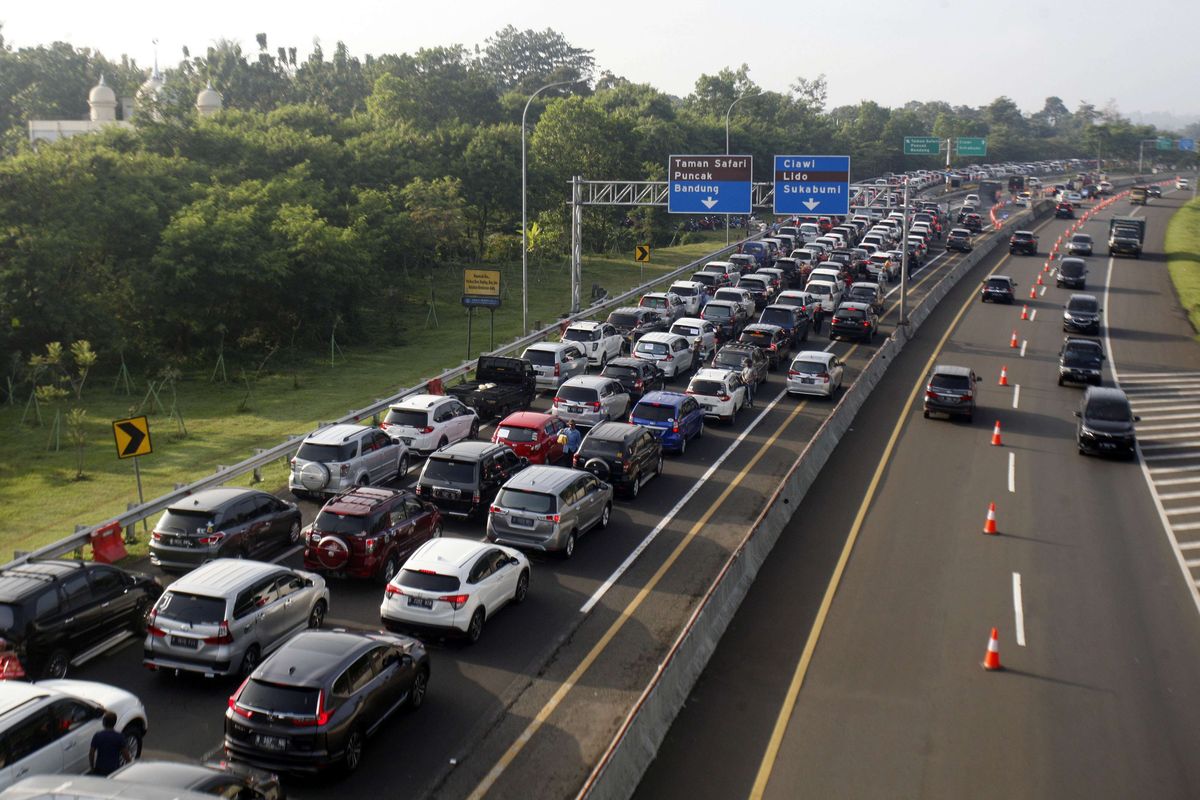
[43,648,69,680]
[469,420,480,440]
[514,570,530,603]
[288,520,302,545]
[431,521,443,538]
[655,454,665,477]
[379,552,400,585]
[697,420,704,438]
[308,599,327,629]
[396,454,410,481]
[678,435,687,455]
[438,436,449,451]
[629,474,640,499]
[408,668,429,710]
[466,608,485,643]
[923,410,930,419]
[132,596,151,635]
[342,727,365,774]
[239,644,261,677]
[599,352,608,369]
[120,722,144,765]
[598,503,612,530]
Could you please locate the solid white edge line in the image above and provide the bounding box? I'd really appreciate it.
[1102,248,1200,619]
[1008,452,1016,494]
[1013,572,1026,646]
[1012,384,1020,409]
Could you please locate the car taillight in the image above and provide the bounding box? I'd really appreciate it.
[414,484,424,496]
[364,537,377,554]
[472,491,481,505]
[380,422,391,430]
[385,584,404,596]
[204,621,234,646]
[197,531,225,546]
[438,594,470,610]
[664,353,673,360]
[788,370,799,377]
[818,372,830,382]
[926,389,938,399]
[863,321,871,327]
[289,457,296,467]
[634,379,644,388]
[147,609,166,638]
[292,690,330,727]
[421,426,434,434]
[554,364,561,376]
[545,513,561,523]
[591,401,601,410]
[489,504,504,514]
[769,344,777,350]
[552,397,561,406]
[229,677,252,719]
[151,531,162,541]
[719,394,731,402]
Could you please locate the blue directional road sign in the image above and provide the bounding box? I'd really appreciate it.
[668,155,752,214]
[773,155,851,215]
[1180,138,1196,152]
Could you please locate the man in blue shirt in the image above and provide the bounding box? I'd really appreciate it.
[89,711,127,776]
[562,420,582,462]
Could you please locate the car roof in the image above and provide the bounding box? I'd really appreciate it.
[672,317,706,327]
[637,332,686,344]
[1068,293,1099,302]
[989,275,1014,282]
[408,537,492,573]
[525,341,579,353]
[1072,233,1093,239]
[0,775,215,800]
[670,280,705,288]
[501,465,583,493]
[303,423,372,444]
[0,560,92,602]
[606,357,648,369]
[693,368,736,382]
[167,558,286,595]
[0,680,51,715]
[1063,337,1102,348]
[931,364,973,377]
[743,323,782,333]
[636,391,689,407]
[560,375,617,389]
[761,303,799,312]
[792,350,834,363]
[166,487,262,513]
[391,394,447,411]
[253,630,384,686]
[850,282,880,291]
[566,320,602,330]
[837,302,871,311]
[111,762,224,789]
[430,441,502,459]
[584,421,642,442]
[318,486,404,517]
[498,411,554,428]
[1084,386,1129,403]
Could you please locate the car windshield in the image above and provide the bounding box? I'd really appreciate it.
[1087,399,1132,422]
[790,360,826,375]
[562,329,595,343]
[383,409,427,428]
[1072,235,1091,244]
[397,569,461,592]
[704,305,731,319]
[740,279,768,291]
[689,380,725,396]
[156,509,214,534]
[635,341,669,356]
[739,330,774,344]
[807,284,831,296]
[713,291,741,303]
[602,365,639,379]
[1064,347,1102,367]
[691,273,717,286]
[558,386,600,403]
[496,426,538,443]
[579,438,622,458]
[759,309,792,326]
[671,285,698,297]
[495,488,556,515]
[836,308,865,320]
[313,509,371,536]
[848,288,874,302]
[632,403,676,422]
[424,459,477,482]
[608,312,641,328]
[641,297,667,308]
[986,279,1010,291]
[1060,262,1085,276]
[296,441,356,463]
[714,349,749,369]
[672,325,700,337]
[931,372,971,391]
[524,348,556,366]
[239,680,320,716]
[1068,298,1098,313]
[155,592,225,624]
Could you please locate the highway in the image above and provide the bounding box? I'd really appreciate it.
[634,185,1200,799]
[65,190,997,798]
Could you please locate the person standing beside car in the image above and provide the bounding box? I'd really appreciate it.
[89,711,127,776]
[559,420,582,462]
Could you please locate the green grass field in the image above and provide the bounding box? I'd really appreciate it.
[1166,198,1200,336]
[0,233,734,559]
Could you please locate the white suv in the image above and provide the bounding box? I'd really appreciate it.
[289,424,408,499]
[561,321,623,367]
[552,375,630,427]
[382,394,479,457]
[633,332,695,378]
[0,680,148,790]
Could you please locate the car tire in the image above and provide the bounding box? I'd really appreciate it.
[629,475,640,499]
[132,596,151,635]
[43,648,70,680]
[466,608,485,643]
[379,552,400,585]
[342,727,366,774]
[923,410,930,419]
[288,520,302,545]
[308,599,327,629]
[598,503,612,530]
[239,644,261,677]
[599,352,608,370]
[514,570,530,603]
[396,454,410,481]
[409,667,429,710]
[438,436,449,451]
[431,521,443,538]
[1057,376,1064,386]
[121,722,144,765]
[469,420,480,440]
[678,435,687,455]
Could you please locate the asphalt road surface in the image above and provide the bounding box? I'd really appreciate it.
[635,183,1200,799]
[65,192,996,799]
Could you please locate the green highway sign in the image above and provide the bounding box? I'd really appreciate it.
[955,137,987,156]
[1157,137,1174,151]
[904,136,941,155]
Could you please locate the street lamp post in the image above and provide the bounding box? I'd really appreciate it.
[522,80,573,336]
[724,91,762,244]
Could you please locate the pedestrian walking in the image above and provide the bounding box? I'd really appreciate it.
[89,711,127,776]
[559,420,582,463]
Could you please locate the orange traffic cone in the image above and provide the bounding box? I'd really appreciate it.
[1020,305,1029,320]
[1036,273,1044,286]
[983,627,1003,670]
[983,501,999,533]
[998,366,1009,386]
[1043,261,1050,273]
[990,421,1003,446]
[1029,285,1037,299]
[1009,330,1018,348]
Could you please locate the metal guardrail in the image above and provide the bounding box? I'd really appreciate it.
[10,174,1046,567]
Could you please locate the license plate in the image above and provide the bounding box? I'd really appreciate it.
[170,636,198,649]
[407,596,434,609]
[567,404,585,413]
[698,400,713,408]
[1099,442,1115,449]
[433,488,459,499]
[255,735,288,751]
[400,437,413,445]
[801,378,814,384]
[511,516,535,528]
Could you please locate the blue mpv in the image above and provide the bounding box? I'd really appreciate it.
[629,391,705,454]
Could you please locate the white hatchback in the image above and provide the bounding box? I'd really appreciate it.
[787,351,845,398]
[382,395,479,456]
[633,332,695,378]
[687,368,750,424]
[670,318,719,361]
[381,538,530,644]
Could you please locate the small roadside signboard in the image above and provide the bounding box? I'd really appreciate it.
[667,155,752,214]
[773,155,850,215]
[462,268,502,309]
[1180,138,1196,152]
[635,245,650,263]
[904,136,941,155]
[112,416,152,459]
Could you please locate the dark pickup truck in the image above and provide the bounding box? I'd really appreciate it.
[447,355,537,419]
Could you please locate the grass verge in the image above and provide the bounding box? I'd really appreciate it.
[1166,198,1200,336]
[0,233,732,558]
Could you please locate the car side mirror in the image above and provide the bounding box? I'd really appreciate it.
[304,578,315,588]
[399,653,415,668]
[508,556,520,566]
[974,376,981,382]
[520,457,530,468]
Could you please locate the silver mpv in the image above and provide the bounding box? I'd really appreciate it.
[142,559,329,677]
[486,466,613,558]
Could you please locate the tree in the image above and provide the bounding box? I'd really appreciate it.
[400,177,470,265]
[686,65,757,119]
[461,124,521,258]
[367,46,499,129]
[478,26,595,94]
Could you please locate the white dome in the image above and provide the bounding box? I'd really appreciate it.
[88,76,118,121]
[137,71,163,101]
[195,83,222,116]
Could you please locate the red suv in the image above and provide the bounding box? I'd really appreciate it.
[304,487,442,584]
[492,411,565,465]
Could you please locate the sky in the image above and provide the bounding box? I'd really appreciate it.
[3,0,1198,120]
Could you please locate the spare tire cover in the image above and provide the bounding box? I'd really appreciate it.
[299,462,331,491]
[315,535,350,570]
[584,458,611,481]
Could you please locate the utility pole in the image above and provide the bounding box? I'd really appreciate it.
[899,177,910,327]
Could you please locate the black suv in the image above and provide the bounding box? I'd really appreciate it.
[923,365,978,422]
[1059,337,1105,386]
[1056,257,1088,289]
[607,307,667,351]
[946,228,973,252]
[980,275,1017,304]
[738,324,792,369]
[829,302,879,343]
[1062,293,1102,335]
[712,344,768,387]
[601,357,666,401]
[225,629,429,775]
[573,421,664,499]
[150,487,302,571]
[1076,387,1138,457]
[0,560,162,678]
[1009,230,1038,255]
[415,441,527,519]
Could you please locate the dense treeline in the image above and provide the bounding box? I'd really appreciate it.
[0,25,1194,373]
